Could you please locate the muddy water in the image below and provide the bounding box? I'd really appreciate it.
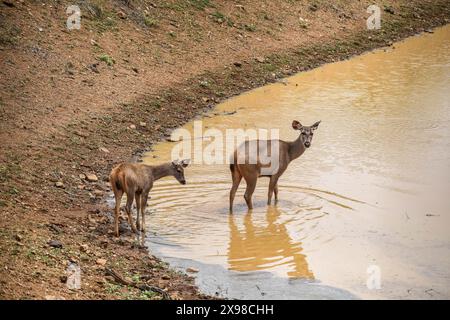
[141,25,450,299]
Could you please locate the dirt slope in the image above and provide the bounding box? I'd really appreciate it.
[0,0,449,299]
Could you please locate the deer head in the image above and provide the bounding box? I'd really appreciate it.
[292,120,321,148]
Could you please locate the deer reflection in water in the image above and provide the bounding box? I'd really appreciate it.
[227,206,314,279]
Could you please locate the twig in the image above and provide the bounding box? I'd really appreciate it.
[105,267,170,300]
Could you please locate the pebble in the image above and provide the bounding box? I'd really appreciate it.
[86,174,98,182]
[55,181,64,188]
[48,239,63,248]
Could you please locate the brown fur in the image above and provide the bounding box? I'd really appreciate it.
[109,160,189,236]
[229,120,320,211]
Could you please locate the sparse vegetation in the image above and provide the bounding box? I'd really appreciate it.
[98,54,115,66]
[143,16,158,28]
[211,11,233,26]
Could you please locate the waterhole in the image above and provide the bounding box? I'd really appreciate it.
[133,25,450,299]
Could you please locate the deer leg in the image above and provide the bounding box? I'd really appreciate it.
[243,176,257,210]
[274,183,279,203]
[229,167,242,213]
[125,192,137,233]
[135,192,141,232]
[113,190,123,237]
[268,176,279,205]
[140,192,149,232]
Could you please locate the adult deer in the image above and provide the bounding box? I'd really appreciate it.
[110,159,190,236]
[229,120,320,211]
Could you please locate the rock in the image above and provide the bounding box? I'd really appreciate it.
[139,122,146,127]
[201,97,209,103]
[60,275,68,283]
[161,275,171,280]
[384,6,395,14]
[86,174,98,182]
[48,240,63,248]
[309,3,319,11]
[132,67,139,73]
[88,63,100,73]
[99,147,110,153]
[80,244,89,252]
[14,234,23,242]
[55,181,64,188]
[186,267,199,273]
[129,124,136,130]
[117,10,127,19]
[93,189,103,197]
[233,61,242,67]
[96,258,107,266]
[45,295,65,300]
[2,1,14,7]
[79,173,86,180]
[255,56,265,63]
[74,130,89,138]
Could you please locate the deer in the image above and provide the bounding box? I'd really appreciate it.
[109,159,190,237]
[229,120,320,212]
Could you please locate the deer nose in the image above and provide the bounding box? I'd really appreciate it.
[180,180,186,185]
[305,142,311,148]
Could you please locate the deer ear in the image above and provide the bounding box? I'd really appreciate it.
[171,160,179,167]
[311,120,321,131]
[292,120,302,130]
[181,159,190,167]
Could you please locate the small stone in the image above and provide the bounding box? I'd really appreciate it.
[132,67,139,73]
[129,124,136,130]
[93,189,103,197]
[139,122,146,127]
[14,234,23,242]
[186,267,199,273]
[233,61,242,67]
[96,258,107,266]
[86,174,98,182]
[60,275,67,283]
[55,181,64,188]
[80,244,89,252]
[99,147,110,153]
[384,6,395,14]
[79,173,86,180]
[117,10,127,19]
[45,295,65,300]
[255,56,265,63]
[161,275,171,280]
[48,240,63,248]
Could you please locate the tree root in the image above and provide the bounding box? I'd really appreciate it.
[105,267,170,300]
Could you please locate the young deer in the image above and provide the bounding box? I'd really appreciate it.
[109,159,190,236]
[229,120,320,211]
